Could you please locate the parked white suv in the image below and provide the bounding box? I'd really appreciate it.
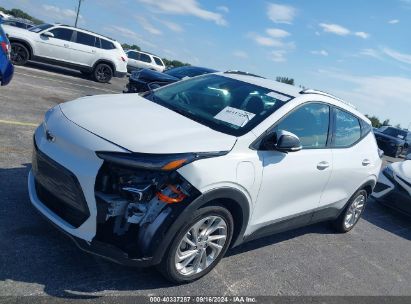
[4,23,127,82]
[28,72,381,283]
[126,49,165,72]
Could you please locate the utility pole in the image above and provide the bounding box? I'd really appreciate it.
[75,0,83,27]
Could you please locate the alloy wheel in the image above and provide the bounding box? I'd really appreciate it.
[95,65,112,82]
[11,44,28,64]
[344,194,365,229]
[174,215,227,276]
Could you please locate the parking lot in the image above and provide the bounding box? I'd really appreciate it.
[1,64,411,298]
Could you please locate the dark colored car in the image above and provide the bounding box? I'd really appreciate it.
[1,18,34,29]
[374,126,410,158]
[124,66,217,93]
[0,22,14,86]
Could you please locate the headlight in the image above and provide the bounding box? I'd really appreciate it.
[96,151,228,171]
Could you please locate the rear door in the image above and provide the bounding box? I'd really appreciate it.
[69,31,99,67]
[126,50,140,70]
[316,107,379,219]
[35,27,74,62]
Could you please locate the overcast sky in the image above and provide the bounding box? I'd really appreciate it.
[3,0,411,128]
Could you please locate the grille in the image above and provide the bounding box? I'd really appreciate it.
[32,141,90,228]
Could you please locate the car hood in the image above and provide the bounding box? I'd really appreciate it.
[393,161,411,183]
[130,69,178,83]
[59,94,237,154]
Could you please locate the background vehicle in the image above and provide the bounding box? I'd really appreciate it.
[28,73,380,283]
[124,66,217,93]
[0,22,14,86]
[374,126,410,158]
[126,50,165,72]
[4,23,127,83]
[2,18,34,29]
[372,155,411,215]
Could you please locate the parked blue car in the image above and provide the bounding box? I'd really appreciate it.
[0,22,14,86]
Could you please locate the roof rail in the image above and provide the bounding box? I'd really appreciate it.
[54,24,116,42]
[300,89,356,109]
[224,70,265,79]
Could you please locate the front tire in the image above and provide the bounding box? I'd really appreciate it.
[10,42,29,65]
[158,206,233,283]
[93,63,113,83]
[333,189,367,233]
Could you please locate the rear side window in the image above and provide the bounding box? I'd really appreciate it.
[100,39,115,50]
[48,28,74,41]
[333,108,361,147]
[139,53,152,63]
[75,31,96,47]
[274,103,330,149]
[153,57,163,66]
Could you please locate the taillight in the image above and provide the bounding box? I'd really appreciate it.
[1,41,11,59]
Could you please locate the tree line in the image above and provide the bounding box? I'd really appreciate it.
[0,7,43,24]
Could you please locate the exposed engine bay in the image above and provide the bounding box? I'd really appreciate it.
[94,161,200,257]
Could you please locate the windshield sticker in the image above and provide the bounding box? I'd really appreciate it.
[214,106,256,127]
[266,91,291,102]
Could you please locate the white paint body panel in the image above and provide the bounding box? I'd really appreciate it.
[59,94,237,154]
[27,75,381,244]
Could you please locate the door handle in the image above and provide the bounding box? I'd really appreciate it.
[362,159,371,166]
[64,44,69,48]
[92,49,96,53]
[317,161,330,170]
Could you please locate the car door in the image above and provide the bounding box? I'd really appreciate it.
[35,27,73,62]
[138,52,154,70]
[69,31,99,67]
[249,102,333,234]
[315,107,379,220]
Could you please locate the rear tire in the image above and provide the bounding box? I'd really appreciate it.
[333,189,368,233]
[10,42,29,65]
[157,206,233,284]
[93,63,113,83]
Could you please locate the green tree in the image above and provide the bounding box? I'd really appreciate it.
[121,43,141,51]
[365,114,382,128]
[382,119,390,126]
[162,58,190,69]
[395,123,401,129]
[0,7,43,24]
[276,76,294,85]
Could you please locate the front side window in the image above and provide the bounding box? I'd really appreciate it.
[333,108,361,147]
[273,103,330,148]
[127,51,139,60]
[48,28,74,41]
[75,31,96,47]
[139,53,152,63]
[149,74,293,136]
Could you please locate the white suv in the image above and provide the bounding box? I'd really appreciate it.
[4,23,128,83]
[126,50,165,72]
[28,72,381,283]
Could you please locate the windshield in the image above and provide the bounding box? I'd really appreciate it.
[28,23,52,33]
[165,67,216,79]
[381,127,407,139]
[148,74,294,136]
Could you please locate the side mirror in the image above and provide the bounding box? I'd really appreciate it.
[404,142,409,149]
[41,31,54,38]
[261,130,302,152]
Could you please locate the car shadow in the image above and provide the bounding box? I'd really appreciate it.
[23,61,102,83]
[362,198,411,241]
[1,164,411,298]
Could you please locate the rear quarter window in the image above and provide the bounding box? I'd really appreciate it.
[333,108,361,147]
[100,39,115,50]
